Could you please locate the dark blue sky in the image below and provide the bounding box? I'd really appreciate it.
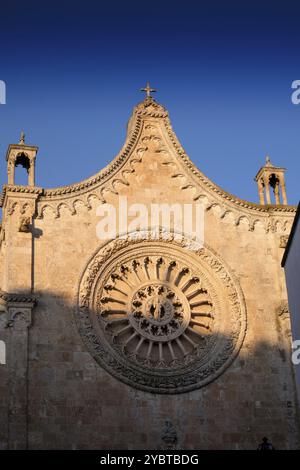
[0,0,299,204]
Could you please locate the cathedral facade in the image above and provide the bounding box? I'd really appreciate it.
[0,92,299,449]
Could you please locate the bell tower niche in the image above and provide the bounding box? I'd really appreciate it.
[6,132,39,187]
[255,156,287,205]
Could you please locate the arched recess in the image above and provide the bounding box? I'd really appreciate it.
[14,153,31,186]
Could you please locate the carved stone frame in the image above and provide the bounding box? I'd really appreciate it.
[76,233,247,394]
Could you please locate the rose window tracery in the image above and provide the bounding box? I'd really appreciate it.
[77,237,247,393]
[98,256,215,368]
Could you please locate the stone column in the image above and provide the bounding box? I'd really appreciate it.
[274,182,280,205]
[28,157,36,187]
[258,179,265,205]
[263,175,271,204]
[279,174,288,205]
[7,159,15,185]
[7,302,34,450]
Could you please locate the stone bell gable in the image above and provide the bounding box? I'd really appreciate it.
[1,96,295,227]
[0,91,299,450]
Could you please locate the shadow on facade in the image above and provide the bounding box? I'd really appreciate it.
[0,288,300,450]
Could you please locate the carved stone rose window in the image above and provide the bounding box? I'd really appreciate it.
[77,235,246,394]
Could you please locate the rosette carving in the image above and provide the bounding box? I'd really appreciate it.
[76,234,247,393]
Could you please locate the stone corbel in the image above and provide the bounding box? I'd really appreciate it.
[280,235,289,249]
[7,305,32,329]
[18,217,32,233]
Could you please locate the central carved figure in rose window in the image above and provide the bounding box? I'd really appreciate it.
[98,255,214,368]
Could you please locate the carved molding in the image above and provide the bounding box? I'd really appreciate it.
[0,291,37,304]
[3,190,41,220]
[163,117,295,213]
[2,185,43,196]
[134,97,168,118]
[1,98,296,233]
[7,307,32,329]
[0,291,36,330]
[76,232,247,394]
[8,151,35,164]
[18,217,31,233]
[280,235,289,248]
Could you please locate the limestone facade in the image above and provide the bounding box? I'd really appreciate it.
[282,203,300,412]
[0,96,299,449]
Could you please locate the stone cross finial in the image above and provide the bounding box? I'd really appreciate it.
[140,82,157,98]
[19,131,25,145]
[265,155,274,167]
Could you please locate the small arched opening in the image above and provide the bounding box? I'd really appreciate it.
[269,173,281,205]
[14,152,30,185]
